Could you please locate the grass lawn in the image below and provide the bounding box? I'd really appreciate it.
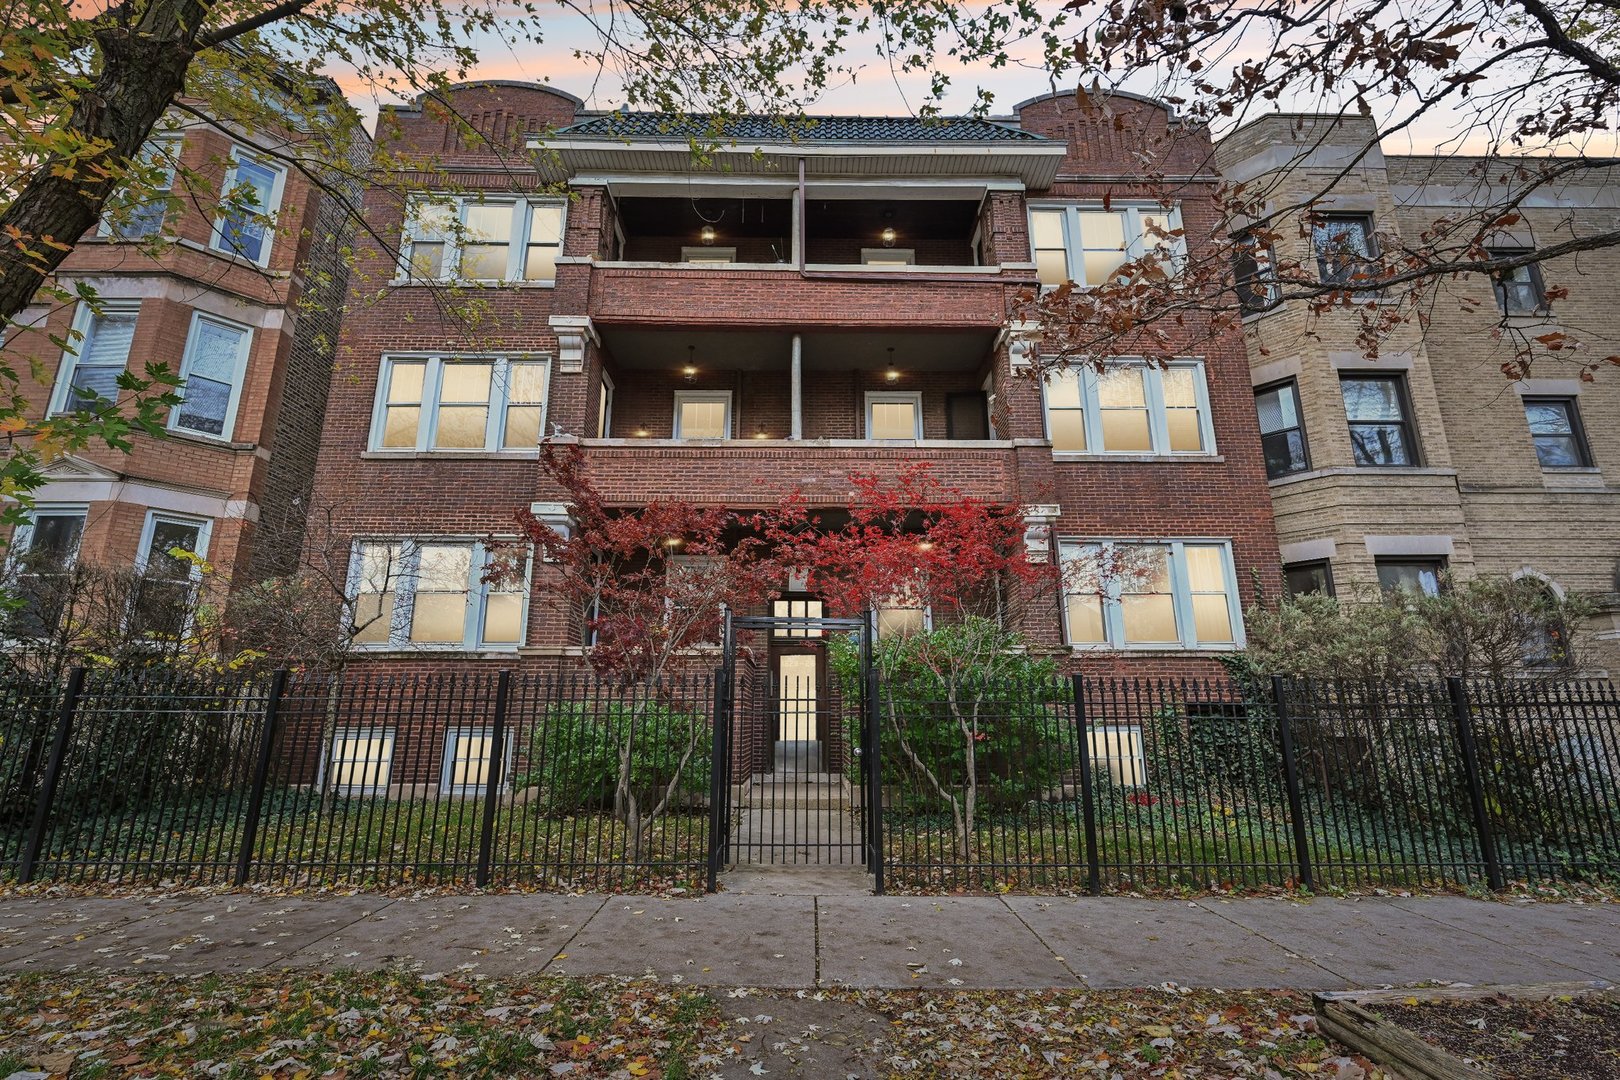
[0,970,1392,1078]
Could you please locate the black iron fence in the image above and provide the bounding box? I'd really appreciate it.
[2,666,1617,893]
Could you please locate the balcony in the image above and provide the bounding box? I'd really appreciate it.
[587,327,1017,505]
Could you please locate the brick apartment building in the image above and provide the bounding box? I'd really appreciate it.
[310,80,1284,699]
[1216,116,1620,674]
[4,85,365,630]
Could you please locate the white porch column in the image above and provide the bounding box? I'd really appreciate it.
[790,333,803,440]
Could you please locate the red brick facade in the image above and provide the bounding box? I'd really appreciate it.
[311,83,1282,680]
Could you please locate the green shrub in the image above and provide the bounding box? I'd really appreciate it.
[514,701,711,817]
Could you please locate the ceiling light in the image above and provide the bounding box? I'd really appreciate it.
[917,540,935,552]
[880,226,897,248]
[885,346,899,383]
[684,344,697,381]
[700,225,717,246]
[635,425,650,437]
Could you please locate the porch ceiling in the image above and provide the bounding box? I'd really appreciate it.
[598,328,998,372]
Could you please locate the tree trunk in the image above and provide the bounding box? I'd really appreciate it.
[0,4,206,327]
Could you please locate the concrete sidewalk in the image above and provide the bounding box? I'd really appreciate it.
[1,887,1616,990]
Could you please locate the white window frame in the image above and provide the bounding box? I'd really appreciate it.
[860,247,916,266]
[49,301,141,416]
[864,391,924,441]
[398,194,566,285]
[680,245,738,265]
[441,727,514,797]
[1027,202,1187,288]
[369,354,552,453]
[598,369,615,437]
[9,505,89,567]
[673,390,733,440]
[1059,538,1243,650]
[209,147,288,267]
[97,135,182,239]
[133,511,213,638]
[169,311,253,441]
[346,539,532,652]
[1041,360,1216,456]
[320,728,396,796]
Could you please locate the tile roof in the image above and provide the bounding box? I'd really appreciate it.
[556,112,1046,143]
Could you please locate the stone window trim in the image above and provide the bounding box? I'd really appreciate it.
[1283,559,1335,598]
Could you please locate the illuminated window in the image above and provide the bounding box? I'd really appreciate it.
[673,391,732,439]
[1028,204,1186,288]
[1060,540,1241,649]
[372,355,549,452]
[1041,362,1212,455]
[325,729,395,795]
[865,392,923,440]
[442,729,511,796]
[349,540,529,650]
[401,196,564,283]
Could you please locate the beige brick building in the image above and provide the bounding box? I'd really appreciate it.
[1216,115,1620,674]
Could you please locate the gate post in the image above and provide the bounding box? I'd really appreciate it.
[1069,675,1102,896]
[706,667,730,893]
[19,666,87,885]
[1448,677,1505,891]
[865,664,884,895]
[1271,676,1315,893]
[234,669,288,886]
[475,669,512,888]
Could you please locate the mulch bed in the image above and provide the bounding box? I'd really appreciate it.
[1370,994,1620,1077]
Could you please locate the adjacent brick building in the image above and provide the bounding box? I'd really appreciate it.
[5,85,367,624]
[1216,114,1620,673]
[311,81,1284,696]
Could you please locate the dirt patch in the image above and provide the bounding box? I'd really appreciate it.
[1371,995,1620,1077]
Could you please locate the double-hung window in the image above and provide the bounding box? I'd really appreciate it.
[1341,373,1418,466]
[52,303,138,414]
[324,729,395,796]
[349,539,529,650]
[1060,540,1241,649]
[1042,361,1213,455]
[100,136,181,240]
[673,391,733,439]
[1029,204,1186,288]
[865,392,923,441]
[131,512,211,640]
[1376,557,1446,599]
[1523,396,1592,469]
[1312,213,1377,288]
[1489,250,1548,315]
[1255,380,1310,478]
[442,728,512,796]
[1232,231,1280,314]
[401,195,565,284]
[211,149,286,266]
[1284,560,1334,597]
[373,355,550,452]
[7,506,87,639]
[171,313,252,439]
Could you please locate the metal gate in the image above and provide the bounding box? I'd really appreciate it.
[706,610,882,890]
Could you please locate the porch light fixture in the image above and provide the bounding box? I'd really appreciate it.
[699,225,717,246]
[663,537,685,548]
[885,346,900,383]
[634,425,650,437]
[880,226,897,248]
[917,540,935,552]
[754,422,770,439]
[683,344,697,381]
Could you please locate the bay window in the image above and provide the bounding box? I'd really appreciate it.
[51,303,138,414]
[211,149,286,266]
[1341,373,1419,467]
[349,539,530,650]
[100,136,181,240]
[1060,539,1242,649]
[372,354,550,452]
[131,512,211,640]
[401,195,565,284]
[1028,203,1186,288]
[1255,380,1310,479]
[1042,361,1213,455]
[172,313,252,439]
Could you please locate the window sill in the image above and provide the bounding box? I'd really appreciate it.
[360,450,541,460]
[175,238,287,276]
[390,278,557,289]
[582,438,1016,450]
[1268,465,1457,487]
[1052,451,1224,464]
[165,428,257,452]
[350,647,523,658]
[1069,643,1242,655]
[1541,467,1606,491]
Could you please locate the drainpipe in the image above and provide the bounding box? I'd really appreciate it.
[790,333,803,440]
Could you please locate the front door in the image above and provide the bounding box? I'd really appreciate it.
[774,649,822,774]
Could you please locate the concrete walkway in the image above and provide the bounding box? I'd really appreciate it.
[1,888,1616,990]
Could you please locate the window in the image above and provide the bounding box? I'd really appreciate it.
[1523,397,1592,469]
[773,597,825,639]
[211,150,286,266]
[673,391,732,439]
[1517,578,1569,669]
[1283,560,1334,597]
[131,513,210,639]
[401,196,564,283]
[1376,557,1445,598]
[875,597,930,638]
[1060,540,1241,649]
[865,392,923,440]
[1029,204,1186,288]
[598,371,614,437]
[442,728,511,796]
[1233,232,1280,313]
[1312,213,1377,288]
[52,304,138,414]
[1042,362,1213,455]
[372,355,550,452]
[171,313,252,439]
[681,246,736,265]
[7,507,87,639]
[100,136,180,240]
[860,248,915,266]
[349,540,529,650]
[1341,374,1418,467]
[1255,380,1310,479]
[324,729,395,795]
[1088,725,1146,787]
[1490,251,1547,315]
